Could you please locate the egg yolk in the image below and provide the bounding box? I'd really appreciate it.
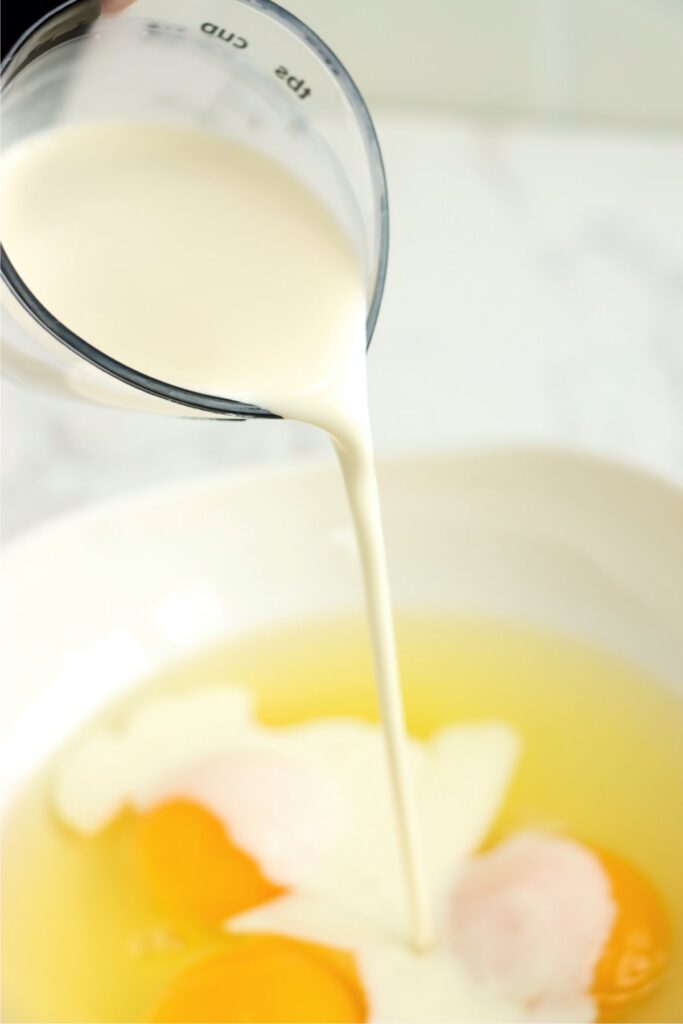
[147,935,367,1023]
[592,847,670,1016]
[137,798,668,1021]
[135,799,283,921]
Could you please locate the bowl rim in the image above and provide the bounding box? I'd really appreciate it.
[2,443,682,574]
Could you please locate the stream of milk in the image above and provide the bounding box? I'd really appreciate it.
[0,121,431,949]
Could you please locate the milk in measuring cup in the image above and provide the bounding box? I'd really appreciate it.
[0,120,431,949]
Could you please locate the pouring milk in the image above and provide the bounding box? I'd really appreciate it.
[0,121,431,950]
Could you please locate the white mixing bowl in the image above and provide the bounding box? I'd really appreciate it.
[1,449,681,803]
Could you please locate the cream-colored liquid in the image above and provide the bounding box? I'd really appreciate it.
[0,123,430,947]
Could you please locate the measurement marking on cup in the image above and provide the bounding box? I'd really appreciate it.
[197,23,311,99]
[275,66,311,100]
[200,22,248,49]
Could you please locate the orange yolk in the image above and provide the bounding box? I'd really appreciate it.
[137,799,366,1022]
[592,847,670,1017]
[135,799,283,921]
[136,798,669,1021]
[147,935,367,1023]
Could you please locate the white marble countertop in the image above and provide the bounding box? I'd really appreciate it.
[2,110,682,541]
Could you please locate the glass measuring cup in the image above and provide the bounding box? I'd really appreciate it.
[0,0,388,418]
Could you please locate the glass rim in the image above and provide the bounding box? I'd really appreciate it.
[0,0,389,418]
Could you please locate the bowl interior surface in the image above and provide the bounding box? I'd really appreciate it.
[1,449,682,797]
